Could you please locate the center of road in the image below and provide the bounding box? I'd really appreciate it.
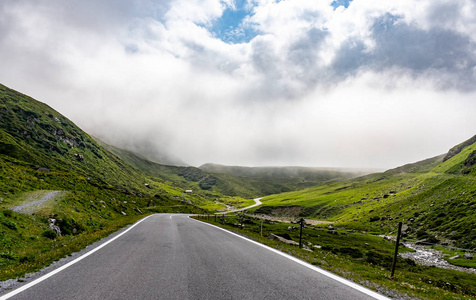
[2,214,389,300]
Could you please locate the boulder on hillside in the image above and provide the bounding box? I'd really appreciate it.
[463,253,474,259]
[415,237,440,245]
[268,233,299,246]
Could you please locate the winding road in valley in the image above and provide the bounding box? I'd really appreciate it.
[1,214,388,300]
[219,197,263,214]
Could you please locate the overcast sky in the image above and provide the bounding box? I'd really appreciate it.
[1,0,475,168]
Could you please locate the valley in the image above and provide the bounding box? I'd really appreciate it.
[1,82,475,299]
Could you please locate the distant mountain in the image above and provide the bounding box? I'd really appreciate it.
[102,145,378,198]
[99,143,302,198]
[200,163,378,181]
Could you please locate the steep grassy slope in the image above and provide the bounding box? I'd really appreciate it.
[0,83,159,194]
[255,138,476,249]
[0,83,204,280]
[0,82,213,210]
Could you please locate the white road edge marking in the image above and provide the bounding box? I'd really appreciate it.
[190,216,390,300]
[0,214,157,300]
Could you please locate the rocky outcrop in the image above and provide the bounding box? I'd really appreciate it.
[272,206,302,217]
[49,218,62,236]
[463,253,474,259]
[268,233,299,246]
[464,150,476,167]
[74,153,84,161]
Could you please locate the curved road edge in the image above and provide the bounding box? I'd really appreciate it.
[218,197,263,215]
[190,216,390,300]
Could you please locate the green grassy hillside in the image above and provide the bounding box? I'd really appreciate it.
[99,144,374,199]
[0,83,161,194]
[0,83,205,280]
[97,141,263,200]
[255,138,476,249]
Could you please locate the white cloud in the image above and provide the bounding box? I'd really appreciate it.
[0,0,475,168]
[165,0,232,24]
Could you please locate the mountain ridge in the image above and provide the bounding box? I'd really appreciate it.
[443,134,476,162]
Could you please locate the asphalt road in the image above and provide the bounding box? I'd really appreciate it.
[219,197,263,214]
[2,214,388,300]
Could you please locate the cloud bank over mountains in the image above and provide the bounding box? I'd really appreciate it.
[0,0,475,168]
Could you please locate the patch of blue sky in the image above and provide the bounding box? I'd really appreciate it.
[209,0,259,44]
[331,0,353,9]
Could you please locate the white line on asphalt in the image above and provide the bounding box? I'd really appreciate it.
[190,217,390,300]
[0,214,156,300]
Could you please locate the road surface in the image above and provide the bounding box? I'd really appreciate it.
[219,197,263,214]
[1,214,388,300]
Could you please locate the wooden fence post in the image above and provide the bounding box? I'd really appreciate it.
[261,219,263,237]
[299,218,304,248]
[391,222,403,278]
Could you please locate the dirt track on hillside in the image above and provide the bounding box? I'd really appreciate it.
[11,191,64,214]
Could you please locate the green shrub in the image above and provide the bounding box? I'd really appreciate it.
[416,228,429,239]
[369,216,380,222]
[57,217,84,235]
[0,235,13,248]
[366,250,392,268]
[0,251,18,260]
[199,175,218,190]
[321,245,334,251]
[19,255,34,263]
[338,247,364,258]
[2,210,13,218]
[41,229,57,239]
[1,219,17,230]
